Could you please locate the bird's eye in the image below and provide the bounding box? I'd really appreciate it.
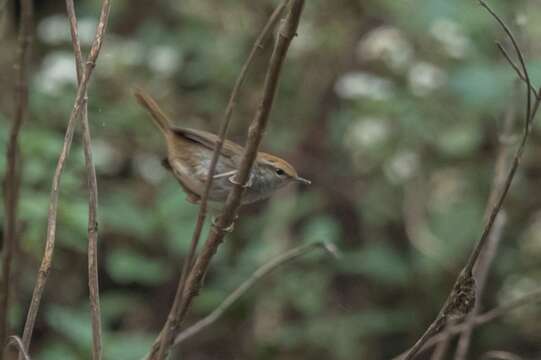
[275,168,285,176]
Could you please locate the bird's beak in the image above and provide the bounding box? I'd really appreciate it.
[295,176,311,185]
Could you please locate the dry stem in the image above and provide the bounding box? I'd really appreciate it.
[148,1,305,359]
[19,1,111,356]
[0,0,33,352]
[65,1,103,359]
[399,2,541,359]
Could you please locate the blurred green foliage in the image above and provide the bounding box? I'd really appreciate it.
[1,0,541,359]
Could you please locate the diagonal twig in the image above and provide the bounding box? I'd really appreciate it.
[147,1,306,359]
[398,2,541,359]
[174,242,336,345]
[0,0,33,352]
[482,351,523,360]
[19,1,111,357]
[65,1,103,359]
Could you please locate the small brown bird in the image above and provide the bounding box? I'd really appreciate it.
[134,89,310,205]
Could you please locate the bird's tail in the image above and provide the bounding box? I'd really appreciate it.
[133,87,172,135]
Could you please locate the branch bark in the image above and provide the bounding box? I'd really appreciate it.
[19,1,111,357]
[65,1,103,359]
[147,1,305,359]
[0,0,33,353]
[398,2,541,358]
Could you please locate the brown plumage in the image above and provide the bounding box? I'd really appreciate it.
[134,88,310,204]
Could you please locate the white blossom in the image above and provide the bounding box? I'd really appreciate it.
[430,18,471,59]
[357,26,414,70]
[36,52,77,94]
[408,62,447,96]
[335,71,394,100]
[384,151,419,184]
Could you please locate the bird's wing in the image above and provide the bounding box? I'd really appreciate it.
[172,127,244,159]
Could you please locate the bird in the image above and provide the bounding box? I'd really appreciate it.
[134,88,310,205]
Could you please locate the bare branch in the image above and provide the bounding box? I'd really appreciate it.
[19,1,111,356]
[398,2,541,359]
[5,336,31,360]
[148,1,305,359]
[174,0,289,339]
[0,0,33,351]
[65,1,102,359]
[482,351,523,360]
[174,242,334,345]
[393,287,541,359]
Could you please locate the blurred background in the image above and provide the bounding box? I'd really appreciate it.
[1,0,541,359]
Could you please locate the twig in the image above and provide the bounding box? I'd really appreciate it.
[173,0,289,343]
[496,44,539,98]
[0,0,33,353]
[398,2,541,359]
[482,351,523,360]
[430,319,455,360]
[452,214,505,360]
[174,242,335,345]
[453,87,518,360]
[65,1,102,359]
[19,1,111,356]
[5,336,31,360]
[148,1,305,359]
[393,287,541,359]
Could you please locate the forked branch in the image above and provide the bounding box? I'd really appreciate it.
[65,0,103,359]
[148,1,306,359]
[174,242,336,345]
[393,287,541,359]
[19,1,111,357]
[398,2,541,359]
[173,0,289,341]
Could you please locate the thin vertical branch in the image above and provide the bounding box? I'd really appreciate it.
[147,2,305,359]
[398,2,541,359]
[19,1,111,356]
[0,0,33,354]
[174,242,335,345]
[174,0,289,332]
[65,1,102,359]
